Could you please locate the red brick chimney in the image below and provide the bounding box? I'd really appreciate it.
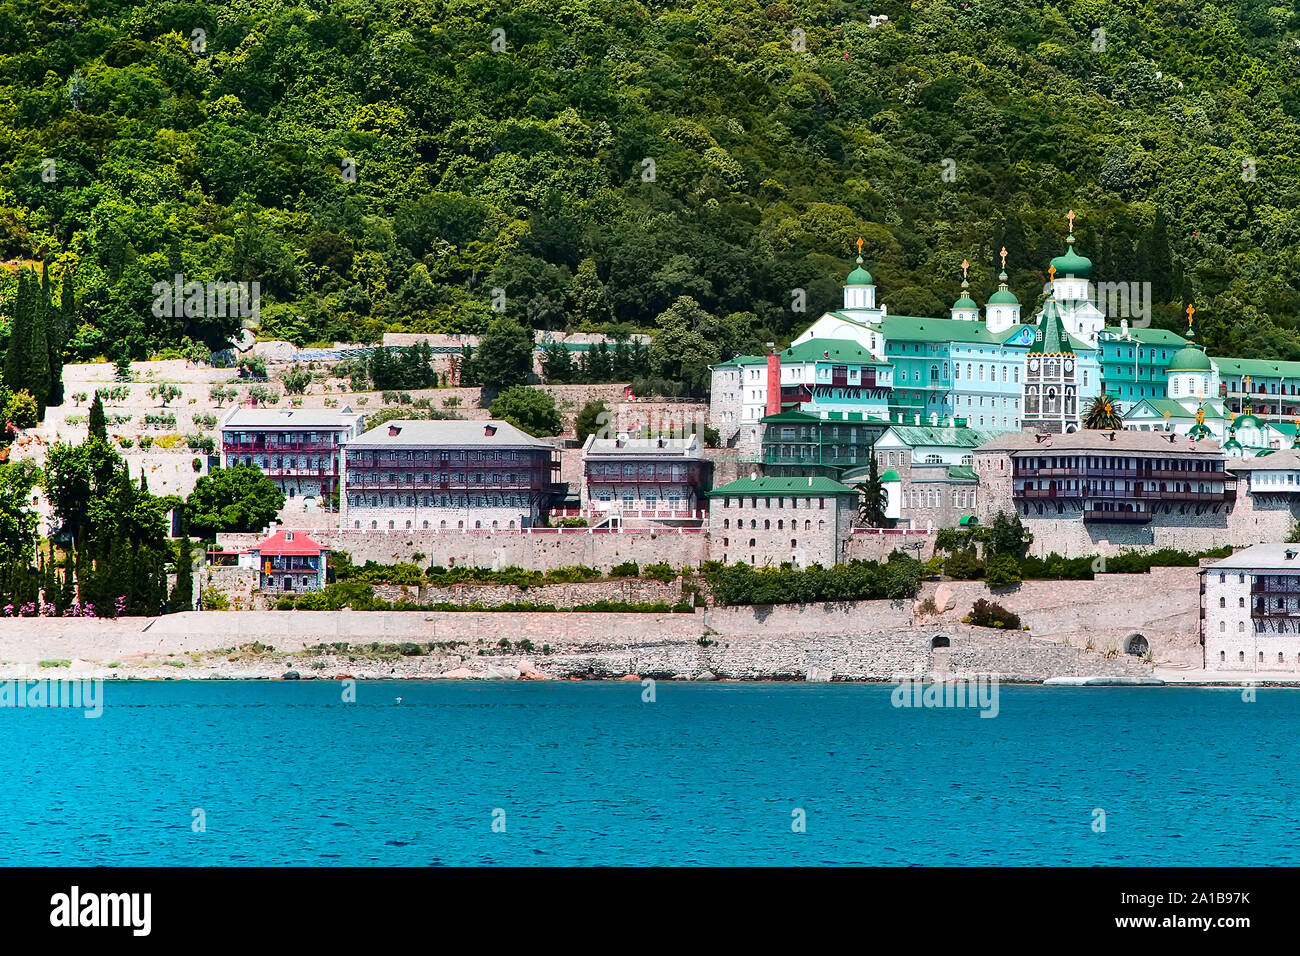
[765,348,781,417]
[484,424,497,437]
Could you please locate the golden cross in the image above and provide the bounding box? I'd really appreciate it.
[1000,246,1007,269]
[961,259,969,279]
[1185,303,1195,329]
[856,237,864,256]
[1067,209,1075,233]
[1048,264,1056,281]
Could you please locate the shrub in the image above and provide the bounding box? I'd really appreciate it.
[281,367,312,394]
[967,599,1021,630]
[643,562,676,583]
[6,390,38,429]
[187,434,216,454]
[984,554,1023,590]
[609,561,640,578]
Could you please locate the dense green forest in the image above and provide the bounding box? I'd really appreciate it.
[2,0,1299,364]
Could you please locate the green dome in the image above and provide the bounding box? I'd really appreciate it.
[953,295,977,309]
[1168,345,1212,372]
[1049,238,1092,278]
[988,289,1019,304]
[846,263,874,286]
[880,469,901,482]
[1232,414,1264,431]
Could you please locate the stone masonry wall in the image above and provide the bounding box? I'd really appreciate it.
[216,527,709,571]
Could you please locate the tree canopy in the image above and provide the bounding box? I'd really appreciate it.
[0,1,1297,368]
[185,464,286,538]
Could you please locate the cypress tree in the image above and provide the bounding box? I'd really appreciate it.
[88,391,107,441]
[1150,208,1173,304]
[3,271,31,397]
[170,518,194,612]
[27,272,51,416]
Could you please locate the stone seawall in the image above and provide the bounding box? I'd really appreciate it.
[0,572,1179,681]
[914,565,1202,667]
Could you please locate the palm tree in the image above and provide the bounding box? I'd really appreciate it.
[854,452,889,527]
[1083,393,1123,430]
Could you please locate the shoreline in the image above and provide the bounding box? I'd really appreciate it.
[0,601,1291,685]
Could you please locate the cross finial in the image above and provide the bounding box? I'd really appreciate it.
[999,246,1007,269]
[1048,264,1056,281]
[960,259,969,280]
[1066,209,1075,233]
[856,237,863,256]
[1185,302,1196,329]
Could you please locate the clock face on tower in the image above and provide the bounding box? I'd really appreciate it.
[1029,358,1040,372]
[1065,359,1074,373]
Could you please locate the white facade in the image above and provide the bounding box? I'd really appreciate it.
[1202,544,1300,673]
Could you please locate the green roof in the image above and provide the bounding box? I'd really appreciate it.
[782,338,888,366]
[709,476,858,497]
[1050,237,1092,278]
[883,425,1003,447]
[880,469,901,482]
[880,314,1031,346]
[1101,327,1189,347]
[1212,356,1300,379]
[1028,299,1074,355]
[947,465,977,481]
[1128,398,1193,419]
[1232,414,1266,430]
[1168,343,1212,372]
[988,288,1019,304]
[760,409,820,423]
[952,295,977,309]
[713,353,766,368]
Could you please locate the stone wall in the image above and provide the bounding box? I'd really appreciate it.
[914,565,1203,667]
[0,597,1155,682]
[842,530,938,562]
[216,527,709,571]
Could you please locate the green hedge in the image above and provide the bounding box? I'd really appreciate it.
[707,551,923,607]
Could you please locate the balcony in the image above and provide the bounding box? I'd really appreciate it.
[348,480,546,492]
[1082,507,1151,524]
[223,439,340,454]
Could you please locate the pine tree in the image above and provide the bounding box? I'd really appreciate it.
[88,391,107,440]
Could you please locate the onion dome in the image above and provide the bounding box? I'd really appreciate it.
[846,253,873,286]
[1050,233,1092,279]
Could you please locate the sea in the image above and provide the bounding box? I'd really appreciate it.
[1,681,1293,866]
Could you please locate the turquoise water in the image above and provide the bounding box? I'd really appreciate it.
[0,681,1293,866]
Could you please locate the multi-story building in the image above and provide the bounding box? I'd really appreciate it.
[220,407,365,507]
[862,422,999,529]
[975,430,1234,525]
[709,353,767,446]
[1201,543,1300,673]
[1212,357,1300,421]
[1097,323,1187,412]
[760,410,889,479]
[341,420,561,531]
[707,475,860,568]
[579,433,711,527]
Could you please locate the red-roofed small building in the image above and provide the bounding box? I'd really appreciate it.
[239,526,327,593]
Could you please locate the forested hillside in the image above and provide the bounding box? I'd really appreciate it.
[1,0,1299,363]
